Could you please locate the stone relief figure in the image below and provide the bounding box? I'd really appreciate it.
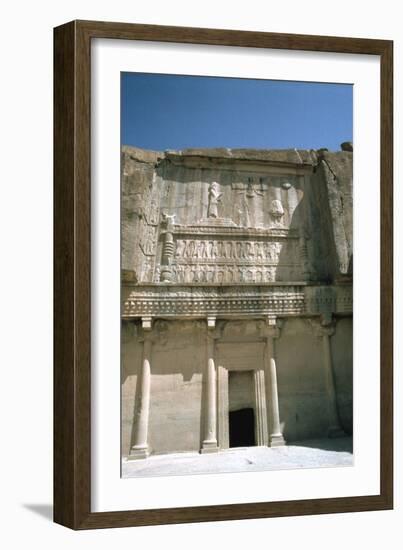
[195,240,203,259]
[211,241,219,259]
[256,241,265,260]
[269,199,285,227]
[246,180,264,198]
[161,212,176,227]
[201,240,208,259]
[216,270,224,283]
[208,182,222,218]
[146,199,159,225]
[235,180,265,227]
[175,239,185,258]
[141,257,154,282]
[140,225,157,256]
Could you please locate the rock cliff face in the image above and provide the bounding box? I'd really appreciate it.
[121,145,353,285]
[314,150,353,278]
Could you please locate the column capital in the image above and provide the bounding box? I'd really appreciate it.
[207,315,216,329]
[261,316,283,339]
[309,315,336,338]
[207,316,224,341]
[141,316,153,331]
[138,317,154,344]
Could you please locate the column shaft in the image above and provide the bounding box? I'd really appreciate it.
[201,334,218,453]
[254,369,268,446]
[322,331,345,437]
[130,337,152,459]
[266,335,285,447]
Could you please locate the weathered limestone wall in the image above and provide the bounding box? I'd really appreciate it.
[121,145,353,459]
[148,321,205,454]
[311,150,353,279]
[121,147,163,282]
[121,322,143,457]
[121,317,351,457]
[330,316,353,434]
[275,318,330,441]
[121,145,353,284]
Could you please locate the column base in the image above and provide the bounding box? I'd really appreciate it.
[270,434,286,447]
[128,445,150,460]
[201,440,219,454]
[327,426,346,438]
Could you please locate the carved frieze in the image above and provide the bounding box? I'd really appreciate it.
[172,263,278,284]
[174,239,284,262]
[126,163,311,284]
[172,225,298,238]
[161,234,303,283]
[122,283,352,319]
[304,285,353,315]
[122,284,306,318]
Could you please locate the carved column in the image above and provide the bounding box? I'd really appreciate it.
[315,316,345,438]
[130,317,153,459]
[264,319,285,447]
[217,364,229,449]
[160,213,176,283]
[201,316,219,453]
[299,229,312,281]
[254,368,269,446]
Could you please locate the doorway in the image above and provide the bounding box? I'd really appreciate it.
[228,370,256,448]
[229,408,255,447]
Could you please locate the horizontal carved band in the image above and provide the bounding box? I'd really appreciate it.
[122,284,352,319]
[172,225,299,238]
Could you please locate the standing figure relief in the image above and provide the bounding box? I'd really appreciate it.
[208,182,222,218]
[235,180,264,227]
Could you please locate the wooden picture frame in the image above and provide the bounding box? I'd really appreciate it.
[54,20,393,529]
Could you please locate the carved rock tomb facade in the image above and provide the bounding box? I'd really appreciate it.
[121,146,353,459]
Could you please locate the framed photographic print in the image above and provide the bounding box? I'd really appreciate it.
[54,20,393,529]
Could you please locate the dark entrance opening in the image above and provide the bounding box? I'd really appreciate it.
[229,408,255,448]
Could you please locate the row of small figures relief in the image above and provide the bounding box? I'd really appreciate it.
[173,239,284,262]
[154,264,285,284]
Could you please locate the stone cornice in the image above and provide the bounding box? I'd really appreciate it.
[172,225,299,239]
[121,146,317,175]
[122,283,352,319]
[164,154,313,175]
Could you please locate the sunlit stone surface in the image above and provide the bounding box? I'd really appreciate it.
[121,146,353,464]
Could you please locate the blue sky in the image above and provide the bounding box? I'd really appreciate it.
[121,73,352,152]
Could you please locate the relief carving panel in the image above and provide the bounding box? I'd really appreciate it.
[127,164,313,284]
